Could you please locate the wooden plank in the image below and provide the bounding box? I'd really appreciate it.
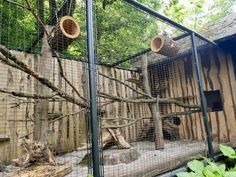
[120,70,129,140]
[175,60,188,139]
[216,50,236,142]
[225,53,236,121]
[183,57,198,140]
[180,58,194,140]
[199,54,217,140]
[201,51,227,142]
[209,52,228,142]
[191,54,204,141]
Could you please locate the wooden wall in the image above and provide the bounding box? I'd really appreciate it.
[149,48,236,144]
[0,51,150,163]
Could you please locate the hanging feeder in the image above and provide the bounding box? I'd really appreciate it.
[48,16,80,51]
[150,35,180,57]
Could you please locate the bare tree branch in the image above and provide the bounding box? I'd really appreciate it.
[98,91,200,109]
[25,0,49,37]
[98,72,151,98]
[102,108,200,129]
[99,91,156,103]
[159,98,200,109]
[0,44,89,109]
[0,88,57,99]
[53,51,87,102]
[49,109,86,124]
[10,100,36,108]
[5,0,49,37]
[161,109,201,118]
[102,117,144,129]
[0,53,23,70]
[2,1,88,110]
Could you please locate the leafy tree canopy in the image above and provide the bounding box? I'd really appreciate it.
[0,0,235,66]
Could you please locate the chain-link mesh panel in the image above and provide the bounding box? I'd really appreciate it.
[0,0,93,176]
[0,0,235,176]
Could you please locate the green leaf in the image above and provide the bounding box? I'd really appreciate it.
[220,144,236,159]
[229,165,236,172]
[176,172,191,177]
[187,160,204,175]
[203,169,216,177]
[224,171,236,177]
[218,164,226,172]
[202,157,222,176]
[176,172,198,177]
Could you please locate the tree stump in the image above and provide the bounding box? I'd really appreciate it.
[11,139,72,177]
[12,139,56,167]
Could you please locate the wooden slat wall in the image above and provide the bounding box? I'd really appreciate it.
[97,66,151,142]
[149,48,236,143]
[0,51,150,163]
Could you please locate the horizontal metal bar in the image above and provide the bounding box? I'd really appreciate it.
[124,0,217,46]
[110,48,151,67]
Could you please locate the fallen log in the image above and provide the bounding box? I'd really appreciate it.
[150,35,180,56]
[48,16,80,51]
[77,126,131,151]
[11,164,72,177]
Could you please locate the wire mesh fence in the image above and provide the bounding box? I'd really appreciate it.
[0,0,235,177]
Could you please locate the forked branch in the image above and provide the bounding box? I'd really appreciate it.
[0,44,89,109]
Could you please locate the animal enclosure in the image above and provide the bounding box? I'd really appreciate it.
[0,0,236,177]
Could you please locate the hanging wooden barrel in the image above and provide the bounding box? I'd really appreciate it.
[48,16,80,51]
[150,35,180,57]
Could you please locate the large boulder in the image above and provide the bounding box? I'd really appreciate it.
[103,148,141,165]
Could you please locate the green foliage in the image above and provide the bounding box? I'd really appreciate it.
[0,0,235,67]
[187,160,205,176]
[0,0,36,49]
[87,174,94,177]
[220,144,236,159]
[176,144,236,177]
[207,0,236,23]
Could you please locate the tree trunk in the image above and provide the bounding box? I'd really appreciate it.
[36,0,44,36]
[49,0,57,22]
[141,54,164,149]
[33,27,52,141]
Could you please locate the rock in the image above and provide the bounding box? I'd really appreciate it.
[103,148,141,165]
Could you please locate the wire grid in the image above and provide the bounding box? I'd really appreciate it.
[194,35,233,154]
[0,0,233,176]
[0,0,93,176]
[93,1,223,176]
[96,33,211,176]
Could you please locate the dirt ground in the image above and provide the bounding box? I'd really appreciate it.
[0,140,212,177]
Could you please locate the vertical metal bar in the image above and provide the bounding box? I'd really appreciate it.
[191,32,214,160]
[86,0,101,176]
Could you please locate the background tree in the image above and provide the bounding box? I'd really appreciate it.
[1,0,236,66]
